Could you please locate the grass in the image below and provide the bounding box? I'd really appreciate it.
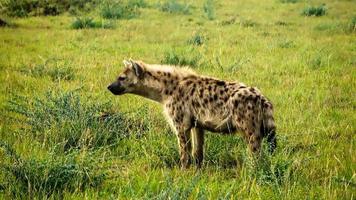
[0,0,355,199]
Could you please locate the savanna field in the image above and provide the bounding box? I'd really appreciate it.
[0,0,355,199]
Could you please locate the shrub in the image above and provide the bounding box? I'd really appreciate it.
[0,17,16,27]
[220,17,236,26]
[158,0,190,15]
[345,16,356,33]
[278,40,295,48]
[100,1,140,19]
[0,142,105,198]
[161,48,201,67]
[279,0,299,3]
[203,0,215,20]
[188,33,205,46]
[2,0,99,17]
[302,5,327,17]
[128,0,148,8]
[71,17,114,29]
[239,18,258,27]
[7,90,150,151]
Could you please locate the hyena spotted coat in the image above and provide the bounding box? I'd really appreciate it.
[108,60,276,169]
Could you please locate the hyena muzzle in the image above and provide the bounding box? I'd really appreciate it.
[108,59,276,169]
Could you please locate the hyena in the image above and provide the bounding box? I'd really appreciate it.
[108,59,276,169]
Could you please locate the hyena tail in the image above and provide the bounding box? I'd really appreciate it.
[261,100,277,154]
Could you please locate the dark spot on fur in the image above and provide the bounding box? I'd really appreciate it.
[213,94,218,101]
[239,85,246,89]
[190,88,195,96]
[216,81,225,86]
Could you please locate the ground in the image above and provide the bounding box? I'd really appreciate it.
[0,0,355,199]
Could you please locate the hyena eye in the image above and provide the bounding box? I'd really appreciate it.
[118,76,126,81]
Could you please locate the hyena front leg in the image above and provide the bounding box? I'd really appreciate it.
[191,128,204,168]
[176,127,192,169]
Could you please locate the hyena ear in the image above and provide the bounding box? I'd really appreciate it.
[123,60,132,67]
[130,60,145,79]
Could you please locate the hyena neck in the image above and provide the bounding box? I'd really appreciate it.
[130,85,163,102]
[134,66,189,103]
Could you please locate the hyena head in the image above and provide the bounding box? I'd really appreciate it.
[107,59,145,95]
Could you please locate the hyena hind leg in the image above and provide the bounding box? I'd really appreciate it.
[242,124,262,155]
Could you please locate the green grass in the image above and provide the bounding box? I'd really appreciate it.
[0,0,355,199]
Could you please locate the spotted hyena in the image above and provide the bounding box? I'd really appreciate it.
[108,59,276,169]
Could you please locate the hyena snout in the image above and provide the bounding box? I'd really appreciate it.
[107,81,125,95]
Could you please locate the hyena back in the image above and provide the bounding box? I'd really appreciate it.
[108,60,276,169]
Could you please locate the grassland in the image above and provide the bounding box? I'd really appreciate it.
[0,0,355,199]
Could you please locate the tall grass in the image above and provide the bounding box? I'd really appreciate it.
[0,141,105,199]
[7,90,150,151]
